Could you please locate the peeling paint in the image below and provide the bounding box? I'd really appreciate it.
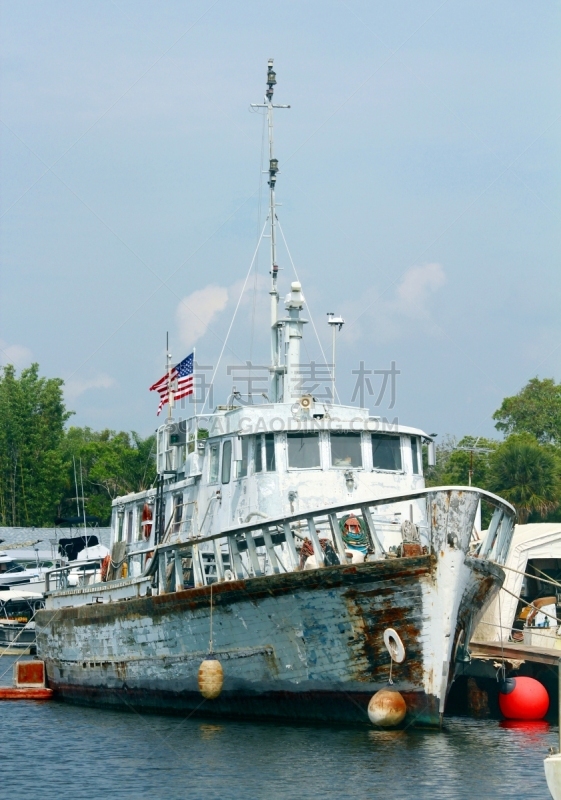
[37,489,514,728]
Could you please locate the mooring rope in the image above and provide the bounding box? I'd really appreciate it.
[495,561,561,592]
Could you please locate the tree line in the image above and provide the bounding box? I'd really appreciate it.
[425,377,561,523]
[0,364,560,527]
[0,364,156,527]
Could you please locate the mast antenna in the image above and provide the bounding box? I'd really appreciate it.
[327,313,345,404]
[251,60,290,402]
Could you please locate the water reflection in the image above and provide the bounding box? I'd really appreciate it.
[366,728,406,744]
[499,719,551,741]
[199,723,225,740]
[0,664,556,800]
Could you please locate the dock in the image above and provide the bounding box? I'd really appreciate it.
[445,638,561,719]
[0,645,35,656]
[0,687,53,700]
[470,640,561,667]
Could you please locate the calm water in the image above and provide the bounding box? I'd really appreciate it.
[0,656,554,800]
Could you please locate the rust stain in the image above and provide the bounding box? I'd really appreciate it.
[38,556,435,629]
[343,576,425,688]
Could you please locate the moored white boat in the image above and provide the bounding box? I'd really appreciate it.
[36,62,516,727]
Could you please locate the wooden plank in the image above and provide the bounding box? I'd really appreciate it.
[283,523,300,571]
[479,507,503,559]
[213,539,225,582]
[174,549,184,592]
[497,517,514,564]
[229,537,244,581]
[328,513,347,563]
[306,517,325,566]
[361,505,385,556]
[158,551,167,594]
[245,531,263,577]
[470,639,561,667]
[191,544,205,588]
[262,527,280,574]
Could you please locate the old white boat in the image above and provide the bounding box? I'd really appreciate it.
[0,546,59,593]
[474,522,561,648]
[36,62,516,727]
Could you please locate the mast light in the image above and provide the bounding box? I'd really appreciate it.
[267,58,276,87]
[269,158,279,188]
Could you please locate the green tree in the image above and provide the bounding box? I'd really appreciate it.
[59,427,157,524]
[425,435,497,488]
[493,378,561,445]
[487,434,561,523]
[0,363,71,526]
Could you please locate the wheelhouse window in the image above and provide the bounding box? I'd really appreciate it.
[137,506,145,541]
[265,433,275,472]
[411,437,421,475]
[221,440,232,484]
[254,434,276,473]
[238,437,249,479]
[172,494,183,534]
[117,511,124,542]
[208,443,219,483]
[287,432,320,469]
[126,510,133,543]
[254,435,263,473]
[331,432,362,468]
[371,434,402,471]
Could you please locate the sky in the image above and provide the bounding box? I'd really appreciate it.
[1,0,560,441]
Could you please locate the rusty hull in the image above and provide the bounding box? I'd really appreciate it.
[37,553,489,727]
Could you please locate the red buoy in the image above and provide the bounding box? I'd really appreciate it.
[499,676,549,720]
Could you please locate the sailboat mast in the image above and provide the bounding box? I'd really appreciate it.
[252,60,290,403]
[267,61,280,400]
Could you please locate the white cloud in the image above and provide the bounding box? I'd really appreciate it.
[344,262,447,344]
[176,285,229,351]
[0,340,33,367]
[175,276,271,352]
[394,263,446,319]
[65,373,116,401]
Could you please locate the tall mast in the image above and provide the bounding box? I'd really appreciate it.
[267,61,279,400]
[251,60,290,402]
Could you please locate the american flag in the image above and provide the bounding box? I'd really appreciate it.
[149,353,194,416]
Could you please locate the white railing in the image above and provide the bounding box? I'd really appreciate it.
[45,487,516,598]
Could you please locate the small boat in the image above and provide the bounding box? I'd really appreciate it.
[545,753,561,800]
[544,666,561,799]
[0,546,60,594]
[0,587,44,654]
[474,522,561,646]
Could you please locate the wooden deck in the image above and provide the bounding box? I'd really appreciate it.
[470,639,561,667]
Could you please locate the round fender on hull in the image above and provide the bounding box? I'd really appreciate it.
[198,657,224,700]
[367,690,407,727]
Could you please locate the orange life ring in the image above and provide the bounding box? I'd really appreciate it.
[100,554,111,582]
[142,502,153,539]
